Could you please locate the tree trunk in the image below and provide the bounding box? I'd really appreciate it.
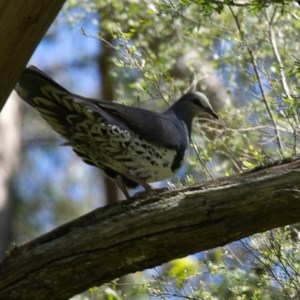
[0,158,300,299]
[0,94,21,257]
[97,32,120,204]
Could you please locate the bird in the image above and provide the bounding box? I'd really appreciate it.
[15,66,218,200]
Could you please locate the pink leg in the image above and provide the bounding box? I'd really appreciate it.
[115,175,131,200]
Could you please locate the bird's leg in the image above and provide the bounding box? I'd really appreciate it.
[117,172,168,200]
[114,170,153,200]
[122,171,168,199]
[115,175,131,200]
[122,171,153,191]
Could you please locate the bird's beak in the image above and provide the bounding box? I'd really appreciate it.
[206,108,219,120]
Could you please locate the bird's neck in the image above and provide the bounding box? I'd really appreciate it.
[166,104,195,139]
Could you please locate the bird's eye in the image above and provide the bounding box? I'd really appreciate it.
[192,98,203,107]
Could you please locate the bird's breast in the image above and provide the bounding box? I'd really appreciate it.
[71,120,188,183]
[115,132,187,182]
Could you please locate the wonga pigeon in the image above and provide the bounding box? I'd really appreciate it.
[15,66,218,199]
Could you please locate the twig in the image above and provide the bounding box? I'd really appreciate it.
[229,7,284,154]
[265,7,299,154]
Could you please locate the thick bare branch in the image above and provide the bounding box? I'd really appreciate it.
[0,0,65,112]
[1,158,300,299]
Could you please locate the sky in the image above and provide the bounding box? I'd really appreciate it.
[30,6,100,97]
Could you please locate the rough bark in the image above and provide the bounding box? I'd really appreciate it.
[0,0,65,112]
[0,158,300,299]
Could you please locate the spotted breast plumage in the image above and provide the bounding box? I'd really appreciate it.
[15,66,218,199]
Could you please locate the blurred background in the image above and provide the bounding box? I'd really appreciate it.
[1,0,300,298]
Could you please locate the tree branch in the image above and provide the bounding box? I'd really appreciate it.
[0,0,65,112]
[1,158,300,299]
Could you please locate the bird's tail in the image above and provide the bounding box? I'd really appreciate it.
[15,66,71,107]
[15,66,91,138]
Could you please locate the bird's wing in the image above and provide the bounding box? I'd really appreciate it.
[93,101,187,149]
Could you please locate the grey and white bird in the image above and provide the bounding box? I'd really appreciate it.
[15,66,218,199]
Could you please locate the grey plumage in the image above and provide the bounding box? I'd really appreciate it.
[15,66,218,199]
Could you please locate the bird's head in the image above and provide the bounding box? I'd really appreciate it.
[170,91,218,122]
[165,91,218,138]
